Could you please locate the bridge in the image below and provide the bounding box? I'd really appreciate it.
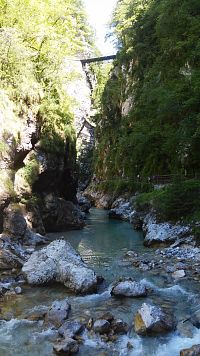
[80,55,116,65]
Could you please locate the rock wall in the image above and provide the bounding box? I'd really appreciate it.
[0,82,83,237]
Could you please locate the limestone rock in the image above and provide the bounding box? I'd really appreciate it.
[24,305,49,321]
[134,303,175,335]
[143,214,191,247]
[109,198,134,221]
[53,337,79,355]
[172,269,185,279]
[111,319,129,334]
[45,299,71,327]
[111,279,147,298]
[58,321,84,338]
[77,193,91,213]
[22,240,98,294]
[180,345,200,356]
[93,319,111,334]
[0,238,26,269]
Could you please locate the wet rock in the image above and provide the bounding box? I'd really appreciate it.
[111,279,147,297]
[24,305,49,321]
[58,321,84,338]
[191,310,200,328]
[99,312,114,323]
[130,212,143,230]
[124,250,138,259]
[134,303,175,335]
[86,318,93,330]
[177,321,194,338]
[53,337,79,355]
[172,270,185,279]
[180,344,200,356]
[93,319,111,334]
[143,214,191,247]
[14,286,22,294]
[22,240,98,294]
[127,341,134,350]
[111,319,129,334]
[45,299,71,327]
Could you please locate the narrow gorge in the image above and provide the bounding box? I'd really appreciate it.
[0,0,200,356]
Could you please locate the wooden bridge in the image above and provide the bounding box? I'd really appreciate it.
[80,55,116,65]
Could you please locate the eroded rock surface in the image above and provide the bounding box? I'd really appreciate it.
[111,279,147,298]
[22,240,98,294]
[134,303,175,335]
[143,214,191,247]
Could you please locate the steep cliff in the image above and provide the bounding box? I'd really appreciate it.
[0,0,95,237]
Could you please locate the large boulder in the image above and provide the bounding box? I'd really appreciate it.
[41,194,84,232]
[22,240,98,294]
[134,303,175,335]
[111,279,147,298]
[180,345,200,356]
[143,214,191,247]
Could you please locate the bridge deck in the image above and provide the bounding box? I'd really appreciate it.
[81,55,116,64]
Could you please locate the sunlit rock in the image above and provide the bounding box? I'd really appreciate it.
[22,240,98,294]
[134,303,175,335]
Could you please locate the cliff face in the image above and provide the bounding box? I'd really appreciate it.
[0,87,83,235]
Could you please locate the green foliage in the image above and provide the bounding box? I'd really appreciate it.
[136,179,200,222]
[23,158,39,186]
[94,0,200,197]
[0,0,95,155]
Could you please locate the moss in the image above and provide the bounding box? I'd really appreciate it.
[22,159,39,186]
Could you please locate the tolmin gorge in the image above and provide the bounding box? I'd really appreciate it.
[0,0,200,355]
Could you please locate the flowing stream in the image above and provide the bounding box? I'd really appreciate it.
[0,208,200,355]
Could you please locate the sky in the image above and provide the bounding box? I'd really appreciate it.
[83,0,117,55]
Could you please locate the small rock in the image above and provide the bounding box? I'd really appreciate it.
[111,319,129,334]
[58,321,84,338]
[53,337,79,355]
[111,279,147,298]
[127,341,134,350]
[99,312,114,322]
[25,305,49,321]
[180,344,200,356]
[86,318,93,330]
[172,270,185,279]
[177,321,194,338]
[93,319,111,334]
[45,299,71,327]
[14,286,22,294]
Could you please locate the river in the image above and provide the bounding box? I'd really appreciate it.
[0,208,199,355]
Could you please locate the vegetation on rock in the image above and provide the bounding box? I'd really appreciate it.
[94,0,200,223]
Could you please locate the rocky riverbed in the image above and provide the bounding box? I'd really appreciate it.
[0,208,199,355]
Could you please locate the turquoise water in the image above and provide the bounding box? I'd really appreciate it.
[0,208,199,356]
